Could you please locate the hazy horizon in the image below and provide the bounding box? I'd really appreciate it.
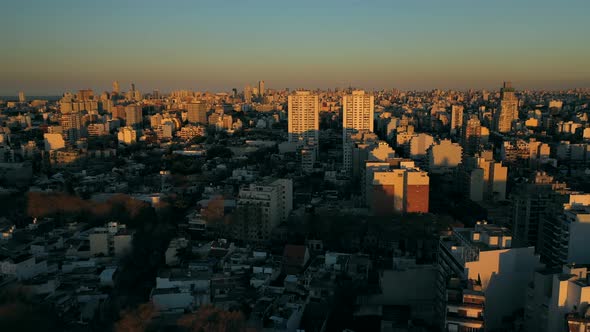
[2,0,589,95]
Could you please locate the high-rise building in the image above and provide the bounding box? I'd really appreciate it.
[244,85,252,103]
[60,112,83,142]
[525,264,590,332]
[462,115,482,155]
[125,105,143,130]
[258,80,265,97]
[117,126,138,144]
[494,82,518,133]
[450,105,464,135]
[60,92,100,114]
[18,91,25,103]
[342,90,374,174]
[234,179,293,242]
[511,172,569,249]
[438,222,541,332]
[152,89,160,99]
[287,91,319,144]
[113,81,120,94]
[539,194,590,267]
[186,102,208,125]
[76,89,94,101]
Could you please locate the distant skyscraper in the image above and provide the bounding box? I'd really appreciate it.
[287,91,319,144]
[342,90,374,173]
[462,115,482,155]
[125,105,143,130]
[113,81,120,94]
[186,102,208,124]
[131,83,136,92]
[450,105,464,135]
[494,82,518,133]
[258,80,265,97]
[18,91,25,103]
[244,85,252,103]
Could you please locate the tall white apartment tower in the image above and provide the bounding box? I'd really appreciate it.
[287,91,319,144]
[342,90,374,173]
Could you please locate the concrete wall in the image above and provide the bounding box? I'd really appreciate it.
[466,247,540,330]
[568,222,590,265]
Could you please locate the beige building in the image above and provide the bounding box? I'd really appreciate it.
[409,133,434,159]
[288,91,319,144]
[462,115,483,155]
[525,264,590,332]
[43,133,65,151]
[438,222,541,331]
[428,139,462,174]
[125,105,143,129]
[450,105,464,135]
[494,82,518,133]
[235,179,293,242]
[466,153,508,201]
[186,102,208,124]
[342,90,374,174]
[117,126,137,144]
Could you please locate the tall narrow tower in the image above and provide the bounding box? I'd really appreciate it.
[244,85,252,103]
[258,80,265,97]
[342,90,374,173]
[495,82,518,133]
[450,105,464,135]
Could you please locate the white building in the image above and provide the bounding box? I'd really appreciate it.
[465,153,508,201]
[89,222,133,258]
[236,178,293,242]
[151,267,211,312]
[409,133,434,160]
[525,264,590,332]
[342,90,374,174]
[0,255,48,280]
[438,222,542,331]
[540,194,590,267]
[428,139,462,174]
[287,91,319,144]
[117,126,137,144]
[43,133,66,151]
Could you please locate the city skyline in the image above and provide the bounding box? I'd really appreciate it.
[2,0,590,95]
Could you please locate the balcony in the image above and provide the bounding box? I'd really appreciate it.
[446,312,484,329]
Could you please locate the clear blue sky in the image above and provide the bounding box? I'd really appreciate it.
[1,0,589,95]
